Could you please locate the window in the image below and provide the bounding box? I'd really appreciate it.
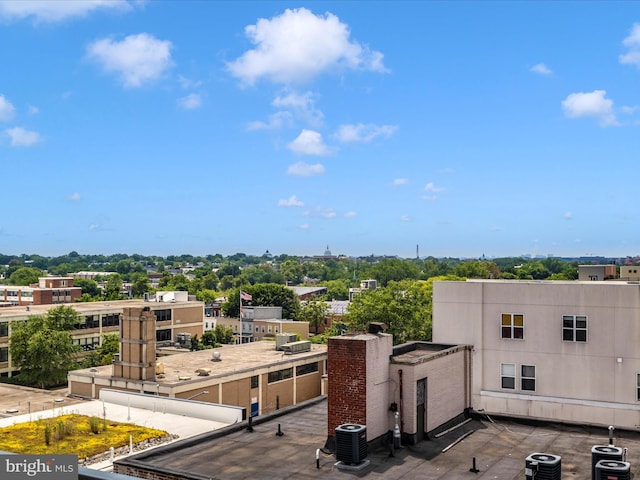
[76,315,100,330]
[0,347,8,363]
[521,365,536,391]
[154,309,172,322]
[74,337,101,352]
[296,362,319,376]
[637,374,640,401]
[268,368,293,384]
[501,363,515,389]
[251,375,259,389]
[102,313,120,327]
[501,313,524,339]
[156,329,172,342]
[563,315,587,342]
[0,322,8,337]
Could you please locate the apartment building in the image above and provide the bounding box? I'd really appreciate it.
[0,298,204,377]
[433,279,640,430]
[0,277,82,307]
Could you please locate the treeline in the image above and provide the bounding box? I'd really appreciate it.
[0,252,583,300]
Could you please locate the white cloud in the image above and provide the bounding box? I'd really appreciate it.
[400,215,411,222]
[273,91,323,127]
[177,93,202,110]
[4,127,41,146]
[0,94,15,122]
[68,192,81,202]
[333,123,398,143]
[344,211,357,218]
[530,63,553,75]
[278,195,304,207]
[393,178,408,186]
[563,211,573,220]
[422,195,438,201]
[620,23,640,68]
[178,75,202,90]
[424,182,445,193]
[227,7,387,85]
[27,105,39,115]
[287,129,331,156]
[298,223,310,230]
[286,161,325,177]
[247,111,293,131]
[0,0,133,23]
[561,90,618,126]
[620,105,639,115]
[86,33,174,88]
[319,208,337,218]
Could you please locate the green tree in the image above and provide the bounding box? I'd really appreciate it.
[345,276,463,345]
[9,305,81,388]
[280,259,304,284]
[73,278,101,298]
[300,300,329,334]
[213,324,234,344]
[453,260,498,279]
[319,279,350,301]
[103,274,126,300]
[190,334,204,351]
[96,333,120,364]
[361,258,421,287]
[7,267,43,286]
[201,330,217,347]
[131,273,151,297]
[81,333,120,367]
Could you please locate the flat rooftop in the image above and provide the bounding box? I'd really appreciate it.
[0,299,203,319]
[116,397,640,480]
[0,384,86,418]
[73,340,327,386]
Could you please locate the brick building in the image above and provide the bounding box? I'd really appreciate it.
[0,276,82,307]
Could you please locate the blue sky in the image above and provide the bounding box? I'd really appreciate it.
[1,1,639,259]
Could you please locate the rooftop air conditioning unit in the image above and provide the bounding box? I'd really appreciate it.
[335,424,367,465]
[592,445,623,479]
[525,453,561,480]
[280,340,311,355]
[595,460,631,480]
[276,333,298,351]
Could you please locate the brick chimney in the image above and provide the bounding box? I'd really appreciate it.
[326,332,393,446]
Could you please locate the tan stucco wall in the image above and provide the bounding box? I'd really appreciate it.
[433,280,640,429]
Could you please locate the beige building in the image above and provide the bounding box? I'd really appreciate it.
[0,299,204,377]
[69,308,327,416]
[620,265,640,281]
[433,279,640,430]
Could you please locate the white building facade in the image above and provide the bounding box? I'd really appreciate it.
[433,279,640,430]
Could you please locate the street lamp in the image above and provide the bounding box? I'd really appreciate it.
[186,390,209,400]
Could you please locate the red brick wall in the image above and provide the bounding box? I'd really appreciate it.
[327,337,367,437]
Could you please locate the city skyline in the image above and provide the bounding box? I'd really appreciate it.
[1,1,639,259]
